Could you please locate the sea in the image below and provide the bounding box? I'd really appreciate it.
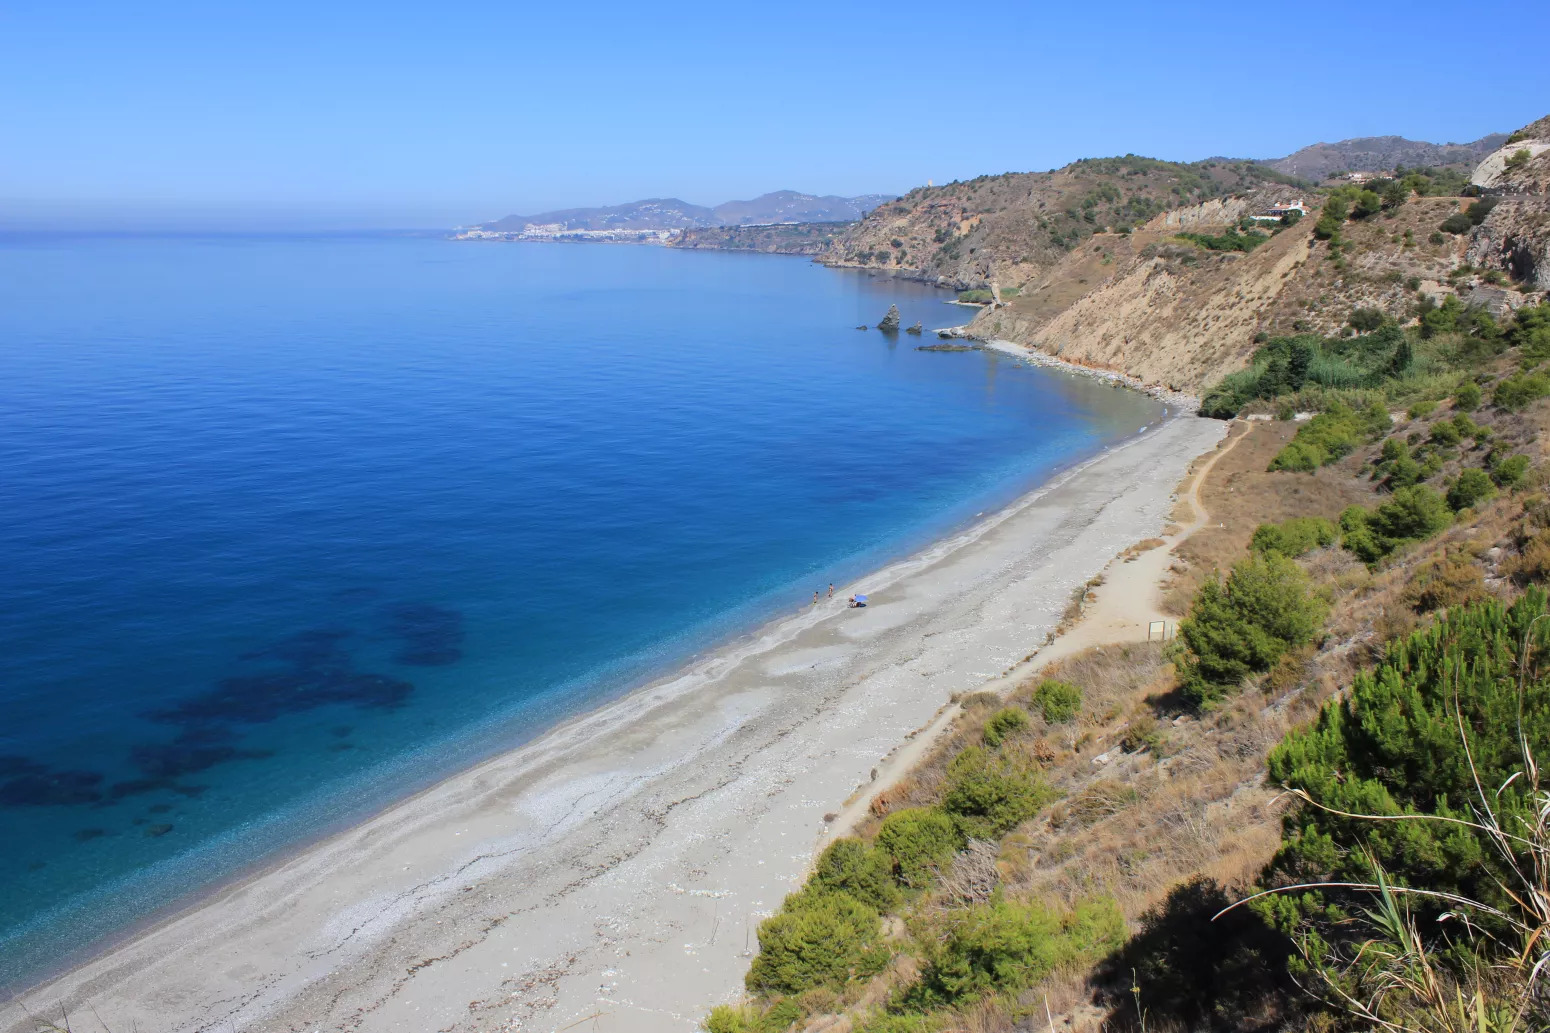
[0,233,1164,989]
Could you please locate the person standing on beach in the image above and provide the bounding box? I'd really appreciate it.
[828,583,834,599]
[812,591,819,607]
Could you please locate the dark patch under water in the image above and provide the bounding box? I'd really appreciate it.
[382,603,465,667]
[0,762,105,807]
[1,606,459,810]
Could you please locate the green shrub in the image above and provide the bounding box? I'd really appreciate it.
[1120,714,1161,754]
[1494,372,1550,410]
[1351,189,1382,219]
[875,808,962,888]
[704,1001,802,1033]
[1269,405,1390,472]
[982,706,1029,748]
[1491,453,1530,488]
[1428,419,1462,446]
[1179,552,1328,707]
[1339,485,1453,563]
[1510,302,1550,358]
[1381,455,1424,489]
[1420,294,1465,338]
[1455,381,1482,410]
[1250,516,1337,557]
[1378,484,1454,539]
[745,891,887,996]
[811,838,900,913]
[1031,679,1082,723]
[1314,212,1344,241]
[1447,468,1496,511]
[1439,212,1473,234]
[1408,399,1437,419]
[1347,307,1385,333]
[705,1003,757,1033]
[941,746,1052,839]
[910,897,1126,1007]
[1258,591,1550,960]
[1174,229,1267,252]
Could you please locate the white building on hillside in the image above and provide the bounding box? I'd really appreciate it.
[1249,199,1309,222]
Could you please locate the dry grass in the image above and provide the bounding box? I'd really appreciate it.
[1054,574,1106,635]
[1162,421,1379,615]
[813,404,1550,1033]
[1120,538,1166,562]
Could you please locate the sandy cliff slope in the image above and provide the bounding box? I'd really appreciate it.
[969,210,1313,392]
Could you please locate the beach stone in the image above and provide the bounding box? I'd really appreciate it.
[877,304,901,333]
[905,321,923,334]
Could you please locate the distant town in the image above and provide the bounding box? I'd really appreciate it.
[455,224,681,243]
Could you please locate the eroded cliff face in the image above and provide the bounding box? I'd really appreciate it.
[1468,200,1550,289]
[967,188,1542,394]
[1466,115,1550,289]
[1471,114,1550,193]
[971,219,1312,392]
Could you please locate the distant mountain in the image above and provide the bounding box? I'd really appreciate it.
[482,198,714,233]
[711,191,893,226]
[479,191,890,232]
[1261,133,1508,180]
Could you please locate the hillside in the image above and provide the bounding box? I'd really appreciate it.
[480,190,889,232]
[708,112,1550,1033]
[971,192,1510,391]
[817,157,1306,289]
[710,191,890,226]
[895,113,1550,395]
[669,222,851,255]
[1262,131,1506,180]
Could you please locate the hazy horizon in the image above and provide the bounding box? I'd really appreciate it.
[4,0,1546,231]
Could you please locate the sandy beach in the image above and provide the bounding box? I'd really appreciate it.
[5,414,1226,1033]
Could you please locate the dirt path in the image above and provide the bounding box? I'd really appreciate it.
[824,419,1252,843]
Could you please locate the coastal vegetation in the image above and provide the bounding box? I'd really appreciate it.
[1172,228,1269,252]
[1176,550,1326,707]
[706,119,1550,1027]
[670,222,854,255]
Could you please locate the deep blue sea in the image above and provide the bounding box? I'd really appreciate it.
[0,233,1162,988]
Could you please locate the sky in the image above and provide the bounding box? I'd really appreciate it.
[2,0,1546,230]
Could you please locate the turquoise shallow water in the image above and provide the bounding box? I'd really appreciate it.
[0,234,1163,988]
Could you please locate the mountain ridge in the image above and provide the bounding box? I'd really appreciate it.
[1261,132,1507,180]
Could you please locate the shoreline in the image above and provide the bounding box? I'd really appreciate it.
[5,415,1226,1033]
[932,326,1202,410]
[0,383,1140,998]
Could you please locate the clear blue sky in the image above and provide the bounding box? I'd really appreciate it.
[2,0,1545,229]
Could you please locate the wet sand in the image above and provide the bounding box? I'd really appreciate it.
[4,415,1226,1033]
